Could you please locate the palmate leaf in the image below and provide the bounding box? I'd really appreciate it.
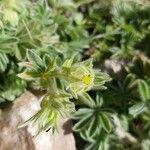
[18,50,54,78]
[108,73,139,109]
[72,95,112,139]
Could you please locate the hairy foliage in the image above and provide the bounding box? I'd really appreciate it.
[18,50,111,133]
[0,0,150,149]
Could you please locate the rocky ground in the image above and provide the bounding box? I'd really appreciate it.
[0,91,76,150]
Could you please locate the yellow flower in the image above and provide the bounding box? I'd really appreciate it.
[68,59,95,97]
[82,74,93,86]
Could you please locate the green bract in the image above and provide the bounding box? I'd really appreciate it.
[67,59,95,97]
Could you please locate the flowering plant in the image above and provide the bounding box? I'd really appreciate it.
[18,50,111,133]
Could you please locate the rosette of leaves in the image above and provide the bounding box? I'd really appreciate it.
[105,73,139,112]
[72,93,112,150]
[18,49,111,133]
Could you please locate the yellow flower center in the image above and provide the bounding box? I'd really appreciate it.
[82,74,92,85]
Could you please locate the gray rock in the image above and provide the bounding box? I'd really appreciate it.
[0,91,76,150]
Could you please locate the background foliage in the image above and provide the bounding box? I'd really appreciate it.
[0,0,150,149]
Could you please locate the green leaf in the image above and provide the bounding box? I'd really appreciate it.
[129,102,145,117]
[27,50,45,68]
[124,74,135,89]
[72,108,93,119]
[80,129,94,142]
[68,39,90,50]
[0,53,9,73]
[138,80,150,101]
[94,71,111,90]
[0,75,26,103]
[62,56,74,68]
[96,93,103,107]
[81,58,93,68]
[73,113,92,131]
[100,113,112,133]
[98,142,106,150]
[88,116,100,138]
[78,92,95,107]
